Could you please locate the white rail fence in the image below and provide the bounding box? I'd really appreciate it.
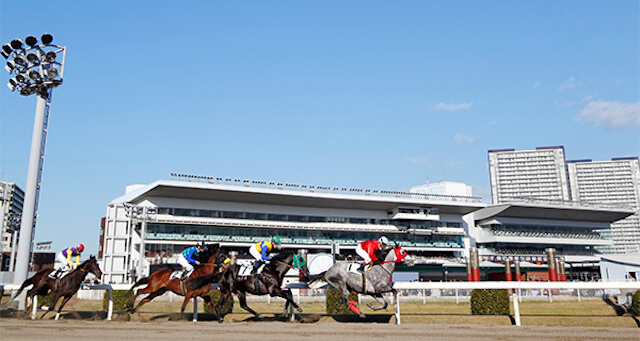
[3,281,640,325]
[391,281,640,325]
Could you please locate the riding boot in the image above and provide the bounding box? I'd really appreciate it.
[357,263,366,274]
[252,260,264,275]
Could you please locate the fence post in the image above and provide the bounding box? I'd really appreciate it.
[512,293,521,326]
[394,290,401,325]
[192,297,198,322]
[107,287,113,321]
[31,295,37,319]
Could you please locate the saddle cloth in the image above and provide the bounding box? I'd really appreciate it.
[48,268,70,279]
[348,263,370,274]
[169,270,186,280]
[238,263,265,277]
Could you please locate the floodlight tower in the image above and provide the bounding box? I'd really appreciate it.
[2,34,66,308]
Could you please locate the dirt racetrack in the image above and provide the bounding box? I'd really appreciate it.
[1,319,639,341]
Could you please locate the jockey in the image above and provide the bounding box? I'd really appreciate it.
[355,236,389,273]
[50,244,84,278]
[249,236,281,274]
[177,243,207,279]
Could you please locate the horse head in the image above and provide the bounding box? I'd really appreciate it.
[83,255,103,279]
[268,251,309,277]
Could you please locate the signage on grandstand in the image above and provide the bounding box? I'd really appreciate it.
[35,241,52,251]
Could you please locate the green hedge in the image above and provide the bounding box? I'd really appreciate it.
[470,289,510,315]
[36,293,55,308]
[103,290,133,311]
[326,288,359,314]
[203,290,234,315]
[631,290,640,316]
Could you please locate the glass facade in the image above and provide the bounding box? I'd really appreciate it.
[145,223,464,249]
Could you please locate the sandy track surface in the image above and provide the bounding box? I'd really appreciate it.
[1,319,639,341]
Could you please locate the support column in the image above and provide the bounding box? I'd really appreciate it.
[545,248,558,282]
[470,247,480,282]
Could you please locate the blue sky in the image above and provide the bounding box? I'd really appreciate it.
[1,1,638,256]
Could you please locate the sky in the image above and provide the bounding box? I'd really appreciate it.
[1,1,638,256]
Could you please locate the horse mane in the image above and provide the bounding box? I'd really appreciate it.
[77,255,97,267]
[269,250,294,263]
[377,248,392,260]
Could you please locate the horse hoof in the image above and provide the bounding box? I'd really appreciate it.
[255,314,263,319]
[359,314,366,319]
[296,308,303,313]
[217,319,224,324]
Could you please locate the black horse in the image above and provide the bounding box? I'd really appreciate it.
[11,255,103,319]
[189,251,308,322]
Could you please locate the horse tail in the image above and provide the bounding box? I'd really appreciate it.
[186,272,220,291]
[127,277,149,294]
[11,275,35,301]
[306,271,328,289]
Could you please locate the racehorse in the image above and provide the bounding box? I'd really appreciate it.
[189,251,308,322]
[11,255,102,320]
[126,243,226,318]
[307,245,412,317]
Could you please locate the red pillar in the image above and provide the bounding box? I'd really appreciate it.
[466,258,472,282]
[546,248,558,282]
[470,247,480,281]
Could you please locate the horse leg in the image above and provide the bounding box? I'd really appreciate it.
[131,288,167,313]
[237,291,261,319]
[40,293,62,319]
[54,295,73,320]
[215,289,231,323]
[366,293,388,311]
[201,294,220,321]
[271,287,302,313]
[179,291,194,319]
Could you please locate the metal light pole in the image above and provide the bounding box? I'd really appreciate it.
[2,34,66,309]
[123,204,157,282]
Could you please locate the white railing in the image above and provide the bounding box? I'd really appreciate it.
[391,281,640,326]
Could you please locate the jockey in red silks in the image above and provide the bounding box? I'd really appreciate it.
[355,236,389,273]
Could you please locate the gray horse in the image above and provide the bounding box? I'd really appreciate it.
[307,245,412,317]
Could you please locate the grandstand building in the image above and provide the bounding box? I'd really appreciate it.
[99,174,634,284]
[0,182,24,271]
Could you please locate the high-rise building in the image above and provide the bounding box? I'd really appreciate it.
[567,157,640,254]
[0,182,24,270]
[488,146,571,204]
[488,146,640,254]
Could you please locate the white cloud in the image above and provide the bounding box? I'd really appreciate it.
[558,77,582,91]
[533,80,541,88]
[454,133,475,143]
[434,102,473,111]
[576,100,640,129]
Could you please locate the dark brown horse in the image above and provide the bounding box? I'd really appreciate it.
[12,255,103,320]
[189,251,308,323]
[126,243,226,318]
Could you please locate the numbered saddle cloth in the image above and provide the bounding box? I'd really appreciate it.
[238,263,265,277]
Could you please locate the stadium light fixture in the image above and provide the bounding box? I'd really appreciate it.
[2,33,66,310]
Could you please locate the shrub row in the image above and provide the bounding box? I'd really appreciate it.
[203,290,234,315]
[631,290,640,316]
[103,290,133,311]
[470,289,510,315]
[326,288,359,314]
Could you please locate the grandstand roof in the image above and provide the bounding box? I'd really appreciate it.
[471,203,633,223]
[111,179,486,214]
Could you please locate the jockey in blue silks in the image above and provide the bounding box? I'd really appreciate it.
[249,236,281,274]
[177,243,207,279]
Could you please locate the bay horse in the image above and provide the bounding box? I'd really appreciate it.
[126,243,226,318]
[307,245,412,317]
[11,255,102,320]
[189,251,308,322]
